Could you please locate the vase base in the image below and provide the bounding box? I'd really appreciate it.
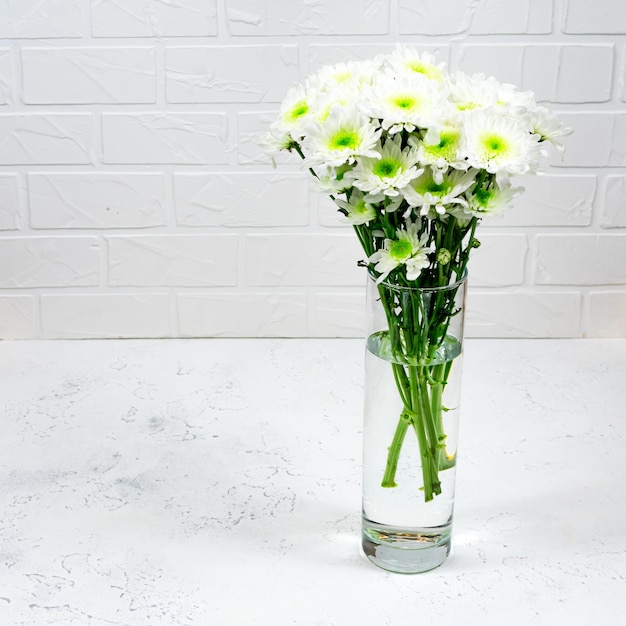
[361,519,451,574]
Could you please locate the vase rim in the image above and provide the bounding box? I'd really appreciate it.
[368,269,468,293]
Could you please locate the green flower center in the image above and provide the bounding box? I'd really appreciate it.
[334,71,352,84]
[329,129,359,150]
[373,158,401,179]
[414,179,449,198]
[389,239,412,261]
[475,188,493,207]
[407,61,440,81]
[286,100,309,122]
[424,129,459,161]
[457,101,478,111]
[426,181,446,194]
[354,200,367,213]
[480,132,510,159]
[392,95,417,110]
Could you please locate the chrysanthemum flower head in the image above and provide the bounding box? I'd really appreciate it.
[412,122,468,181]
[312,164,355,195]
[344,134,422,198]
[403,167,476,216]
[460,110,543,177]
[302,106,382,167]
[257,127,296,161]
[306,59,379,97]
[448,71,500,112]
[334,190,378,225]
[528,105,573,152]
[454,181,523,219]
[386,45,447,83]
[273,83,314,142]
[368,222,434,282]
[363,73,450,134]
[494,82,535,112]
[309,87,363,125]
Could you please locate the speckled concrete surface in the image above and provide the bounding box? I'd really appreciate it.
[1,338,624,625]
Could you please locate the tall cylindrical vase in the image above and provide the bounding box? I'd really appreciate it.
[361,272,467,574]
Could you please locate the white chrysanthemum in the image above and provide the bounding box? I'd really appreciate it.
[448,71,501,112]
[344,134,422,197]
[363,73,449,134]
[494,82,535,111]
[527,105,573,152]
[334,190,378,225]
[313,164,355,195]
[454,182,523,219]
[306,59,379,97]
[403,167,476,216]
[273,83,314,142]
[257,128,295,160]
[308,86,365,125]
[460,110,542,176]
[302,106,382,167]
[369,222,433,282]
[384,45,447,82]
[412,122,468,182]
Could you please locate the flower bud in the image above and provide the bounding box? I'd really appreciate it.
[436,248,452,265]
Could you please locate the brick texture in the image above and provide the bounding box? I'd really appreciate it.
[226,0,390,35]
[399,0,553,35]
[28,173,167,229]
[91,0,217,37]
[0,0,623,338]
[22,47,157,104]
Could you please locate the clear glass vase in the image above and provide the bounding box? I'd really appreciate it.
[361,271,467,574]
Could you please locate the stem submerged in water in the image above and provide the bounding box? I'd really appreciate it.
[373,276,464,502]
[382,361,453,501]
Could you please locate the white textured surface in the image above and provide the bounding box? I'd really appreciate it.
[0,1,624,338]
[91,0,217,37]
[29,173,167,229]
[457,44,614,103]
[398,0,553,35]
[165,46,299,103]
[0,173,19,230]
[0,48,11,104]
[0,0,83,38]
[21,47,157,104]
[563,0,626,33]
[603,176,626,228]
[173,172,309,227]
[226,0,390,35]
[0,114,93,164]
[0,338,625,625]
[107,235,239,287]
[535,235,626,285]
[554,112,626,167]
[101,113,229,165]
[0,237,99,287]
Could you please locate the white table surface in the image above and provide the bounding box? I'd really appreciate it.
[1,338,625,625]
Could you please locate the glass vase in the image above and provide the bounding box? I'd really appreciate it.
[361,271,467,574]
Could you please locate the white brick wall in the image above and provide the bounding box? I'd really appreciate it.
[457,44,614,102]
[0,0,624,339]
[22,47,157,104]
[165,46,299,103]
[91,0,217,37]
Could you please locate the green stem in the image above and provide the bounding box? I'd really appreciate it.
[381,410,411,488]
[410,366,440,501]
[430,363,455,470]
[380,362,410,488]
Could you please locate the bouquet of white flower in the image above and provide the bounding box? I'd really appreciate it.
[263,46,570,504]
